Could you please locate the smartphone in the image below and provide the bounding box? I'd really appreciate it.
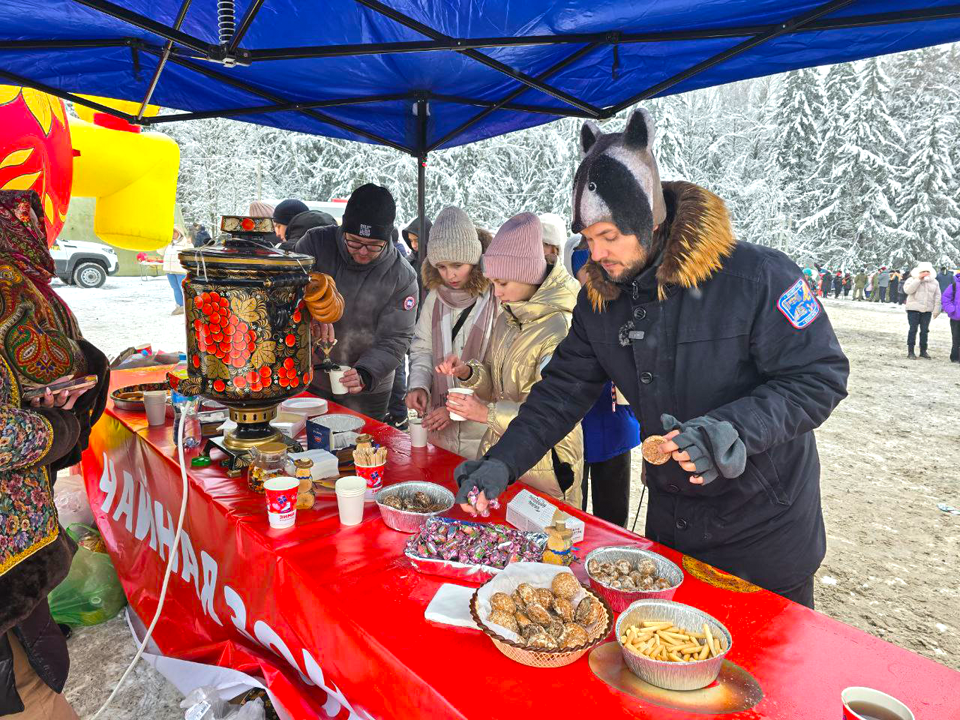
[22,375,98,401]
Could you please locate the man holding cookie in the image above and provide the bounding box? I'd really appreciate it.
[453,108,849,608]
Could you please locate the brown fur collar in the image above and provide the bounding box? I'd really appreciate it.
[0,532,75,635]
[585,181,736,310]
[422,258,489,295]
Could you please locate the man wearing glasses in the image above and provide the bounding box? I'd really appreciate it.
[296,184,419,421]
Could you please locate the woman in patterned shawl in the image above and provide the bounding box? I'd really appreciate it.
[0,190,110,718]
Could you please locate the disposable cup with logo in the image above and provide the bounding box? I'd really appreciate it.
[841,687,914,720]
[335,475,366,526]
[264,476,299,529]
[329,366,349,395]
[447,387,474,422]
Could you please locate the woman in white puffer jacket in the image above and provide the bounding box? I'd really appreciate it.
[903,261,942,359]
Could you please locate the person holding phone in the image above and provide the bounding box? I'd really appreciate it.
[0,190,110,719]
[903,261,942,359]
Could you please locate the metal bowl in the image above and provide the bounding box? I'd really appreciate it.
[375,482,454,533]
[584,546,683,611]
[111,382,169,411]
[616,599,733,691]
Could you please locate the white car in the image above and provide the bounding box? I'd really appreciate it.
[49,239,120,288]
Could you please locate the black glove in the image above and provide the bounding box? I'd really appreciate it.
[661,413,746,486]
[453,457,511,504]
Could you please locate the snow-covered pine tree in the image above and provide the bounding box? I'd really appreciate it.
[897,106,960,268]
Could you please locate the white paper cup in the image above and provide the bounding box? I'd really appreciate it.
[264,476,299,530]
[842,687,914,720]
[329,367,350,395]
[447,387,474,422]
[143,390,167,427]
[335,475,366,526]
[409,419,428,447]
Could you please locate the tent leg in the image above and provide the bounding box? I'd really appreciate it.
[417,153,427,259]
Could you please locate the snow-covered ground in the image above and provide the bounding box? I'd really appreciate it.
[59,280,960,718]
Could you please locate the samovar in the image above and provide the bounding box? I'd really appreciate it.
[170,215,342,472]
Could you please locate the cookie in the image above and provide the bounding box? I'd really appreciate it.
[641,435,671,465]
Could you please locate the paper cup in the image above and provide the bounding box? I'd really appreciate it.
[329,367,349,395]
[336,475,367,526]
[447,387,474,422]
[409,419,428,448]
[842,687,914,720]
[356,462,385,497]
[264,476,299,530]
[143,390,167,427]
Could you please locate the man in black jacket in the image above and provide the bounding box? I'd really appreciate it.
[454,109,849,608]
[296,185,418,420]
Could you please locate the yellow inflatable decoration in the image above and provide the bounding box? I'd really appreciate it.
[71,95,179,252]
[0,87,179,251]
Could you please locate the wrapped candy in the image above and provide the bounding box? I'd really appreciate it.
[466,486,501,518]
[405,518,548,582]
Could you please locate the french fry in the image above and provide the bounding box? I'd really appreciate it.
[621,621,726,663]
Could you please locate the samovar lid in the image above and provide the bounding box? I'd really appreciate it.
[179,215,315,272]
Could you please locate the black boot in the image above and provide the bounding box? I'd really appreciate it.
[907,348,916,359]
[919,349,932,359]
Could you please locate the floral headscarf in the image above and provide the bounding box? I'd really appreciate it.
[0,190,56,298]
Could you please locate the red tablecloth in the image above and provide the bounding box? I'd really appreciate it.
[81,368,959,719]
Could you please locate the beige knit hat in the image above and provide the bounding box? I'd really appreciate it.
[539,213,566,249]
[427,206,481,266]
[483,212,547,285]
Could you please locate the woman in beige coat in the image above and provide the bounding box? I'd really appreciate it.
[406,207,498,458]
[903,261,942,359]
[441,213,583,507]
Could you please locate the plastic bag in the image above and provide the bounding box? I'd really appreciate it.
[48,524,127,627]
[180,687,264,720]
[54,474,93,528]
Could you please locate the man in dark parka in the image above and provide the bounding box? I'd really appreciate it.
[453,109,849,608]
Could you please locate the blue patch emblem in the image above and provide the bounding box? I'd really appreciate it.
[777,278,821,330]
[402,295,416,311]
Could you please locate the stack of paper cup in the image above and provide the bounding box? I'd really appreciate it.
[142,390,167,427]
[264,476,299,529]
[409,417,428,448]
[447,387,474,421]
[335,476,366,526]
[329,367,349,395]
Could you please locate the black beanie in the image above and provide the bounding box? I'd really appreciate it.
[341,184,396,242]
[273,199,309,226]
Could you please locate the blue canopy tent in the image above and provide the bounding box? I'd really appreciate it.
[3,0,960,238]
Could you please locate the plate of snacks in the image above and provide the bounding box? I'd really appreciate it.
[584,546,683,611]
[375,481,454,533]
[406,518,547,583]
[111,382,169,411]
[616,599,732,691]
[469,562,613,668]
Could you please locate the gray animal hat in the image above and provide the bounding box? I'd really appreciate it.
[571,108,666,240]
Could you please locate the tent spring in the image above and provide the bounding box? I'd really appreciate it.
[218,0,236,46]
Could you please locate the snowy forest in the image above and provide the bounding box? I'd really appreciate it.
[159,43,960,271]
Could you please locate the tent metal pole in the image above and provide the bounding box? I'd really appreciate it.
[71,0,214,57]
[150,93,413,123]
[416,98,428,265]
[227,0,265,55]
[136,0,193,121]
[0,67,138,122]
[353,0,601,118]
[608,0,858,115]
[140,48,412,153]
[430,94,593,118]
[429,42,601,152]
[0,38,139,51]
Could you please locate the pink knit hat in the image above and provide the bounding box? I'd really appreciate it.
[483,212,548,285]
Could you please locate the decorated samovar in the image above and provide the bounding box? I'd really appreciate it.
[171,215,343,471]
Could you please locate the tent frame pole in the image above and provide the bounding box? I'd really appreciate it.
[150,93,413,123]
[0,66,138,122]
[416,98,428,264]
[353,0,601,118]
[609,0,859,114]
[71,0,214,57]
[136,0,193,120]
[227,0,265,55]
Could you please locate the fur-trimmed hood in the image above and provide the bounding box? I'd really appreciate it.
[421,256,489,295]
[584,181,736,310]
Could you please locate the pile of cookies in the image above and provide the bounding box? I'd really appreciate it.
[587,556,674,592]
[486,573,604,650]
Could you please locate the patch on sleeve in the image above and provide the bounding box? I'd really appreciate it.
[402,295,416,311]
[777,278,822,330]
